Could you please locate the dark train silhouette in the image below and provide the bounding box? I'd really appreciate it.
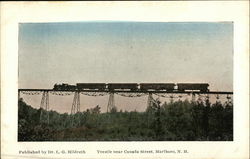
[53,83,209,92]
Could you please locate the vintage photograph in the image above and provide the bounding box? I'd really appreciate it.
[18,22,233,141]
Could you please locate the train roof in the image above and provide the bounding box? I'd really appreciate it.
[140,83,175,85]
[177,83,209,85]
[107,83,138,84]
[76,83,106,84]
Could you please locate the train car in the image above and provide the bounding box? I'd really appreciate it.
[140,83,175,91]
[76,83,106,90]
[177,83,209,92]
[53,83,77,91]
[107,83,138,91]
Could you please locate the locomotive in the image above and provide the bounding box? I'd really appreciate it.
[53,83,76,91]
[53,83,209,92]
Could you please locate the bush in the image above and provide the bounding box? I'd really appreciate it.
[18,98,233,141]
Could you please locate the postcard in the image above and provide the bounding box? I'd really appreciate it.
[1,1,249,159]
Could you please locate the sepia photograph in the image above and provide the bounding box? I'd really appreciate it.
[18,22,233,141]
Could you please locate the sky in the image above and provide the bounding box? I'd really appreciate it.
[18,22,233,113]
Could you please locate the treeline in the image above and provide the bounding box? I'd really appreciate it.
[18,98,233,141]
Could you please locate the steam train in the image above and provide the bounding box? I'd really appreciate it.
[53,83,209,92]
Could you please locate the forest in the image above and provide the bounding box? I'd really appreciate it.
[18,98,233,141]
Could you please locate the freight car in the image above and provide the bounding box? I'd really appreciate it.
[107,83,138,91]
[177,83,209,92]
[140,83,175,91]
[76,83,106,91]
[53,83,76,91]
